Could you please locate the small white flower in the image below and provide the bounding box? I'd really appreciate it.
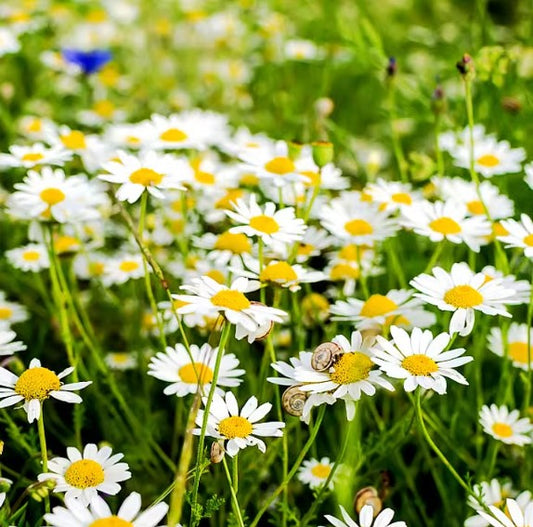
[478,497,533,527]
[488,323,533,371]
[297,457,336,489]
[498,214,533,258]
[0,291,28,329]
[479,404,533,446]
[6,243,49,272]
[0,329,26,356]
[321,504,407,527]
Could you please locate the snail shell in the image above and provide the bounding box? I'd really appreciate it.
[311,342,342,371]
[282,385,308,416]
[354,486,382,517]
[210,441,225,464]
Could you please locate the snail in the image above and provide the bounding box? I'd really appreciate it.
[354,486,382,517]
[282,385,308,416]
[210,441,225,464]
[311,342,342,371]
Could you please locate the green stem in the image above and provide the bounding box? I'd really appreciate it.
[388,81,408,183]
[222,456,245,527]
[424,241,445,274]
[37,408,50,514]
[434,114,444,177]
[523,266,533,412]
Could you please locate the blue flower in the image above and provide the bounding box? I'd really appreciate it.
[62,49,112,75]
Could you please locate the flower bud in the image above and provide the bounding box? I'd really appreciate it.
[311,141,334,167]
[386,57,397,77]
[456,53,474,77]
[287,140,304,160]
[314,97,334,118]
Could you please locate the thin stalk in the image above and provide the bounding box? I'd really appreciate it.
[388,81,408,183]
[424,241,445,274]
[523,266,533,412]
[37,408,50,514]
[222,456,245,527]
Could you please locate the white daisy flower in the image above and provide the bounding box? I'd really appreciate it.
[0,143,72,169]
[0,28,20,56]
[410,263,515,336]
[284,39,324,60]
[365,178,422,212]
[38,443,131,506]
[525,162,533,190]
[282,226,334,264]
[193,391,285,457]
[465,479,521,527]
[44,491,169,527]
[18,116,55,141]
[225,194,307,247]
[321,504,407,527]
[148,342,244,397]
[451,136,526,178]
[77,99,126,126]
[0,358,91,423]
[401,200,491,252]
[193,231,253,267]
[297,457,336,489]
[103,253,145,286]
[73,251,110,281]
[488,323,533,371]
[373,326,472,394]
[104,352,138,371]
[438,126,489,155]
[433,177,514,220]
[329,290,435,331]
[104,121,155,150]
[479,266,531,305]
[98,150,188,203]
[479,404,533,446]
[0,291,28,329]
[174,276,286,336]
[498,214,533,258]
[0,329,26,356]
[478,497,533,527]
[6,243,49,272]
[319,194,398,245]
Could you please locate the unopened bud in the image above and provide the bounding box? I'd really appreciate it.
[311,141,334,167]
[386,57,397,77]
[314,97,334,118]
[501,96,521,114]
[456,53,474,77]
[287,140,303,160]
[0,477,12,493]
[210,442,225,464]
[431,84,445,115]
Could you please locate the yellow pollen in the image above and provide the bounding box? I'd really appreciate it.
[170,219,184,233]
[429,217,462,235]
[391,192,412,205]
[259,262,298,283]
[0,307,13,319]
[402,354,439,376]
[64,459,105,489]
[360,191,373,202]
[54,236,79,254]
[492,422,513,438]
[218,415,253,439]
[214,232,251,254]
[444,285,483,308]
[89,262,105,276]
[40,187,65,206]
[90,517,133,527]
[205,270,225,284]
[194,171,215,185]
[467,200,485,215]
[109,353,130,365]
[14,367,61,401]
[160,128,188,142]
[360,295,398,317]
[310,464,331,479]
[338,244,367,261]
[477,154,500,167]
[330,263,359,280]
[179,362,214,384]
[240,173,259,186]
[523,234,533,247]
[302,293,329,314]
[211,290,250,311]
[264,156,295,175]
[27,119,42,132]
[60,131,86,150]
[297,243,314,256]
[22,152,44,162]
[22,250,40,261]
[129,168,163,186]
[330,352,374,384]
[215,189,243,209]
[300,170,321,187]
[509,342,531,365]
[249,215,279,234]
[126,136,140,145]
[93,100,115,118]
[119,261,139,272]
[142,313,156,329]
[344,219,373,236]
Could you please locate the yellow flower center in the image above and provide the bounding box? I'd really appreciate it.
[523,234,533,247]
[360,295,398,317]
[215,189,243,209]
[86,9,107,23]
[240,173,259,186]
[194,171,215,185]
[214,232,251,254]
[54,235,79,254]
[509,342,531,365]
[0,307,13,319]
[330,263,359,280]
[444,285,483,308]
[93,100,115,118]
[218,415,253,439]
[27,118,42,133]
[249,215,279,234]
[119,260,139,272]
[22,152,44,162]
[310,463,331,479]
[264,156,295,175]
[89,262,105,276]
[344,219,373,236]
[259,262,298,283]
[160,128,188,142]
[211,290,250,311]
[90,518,133,527]
[302,293,329,314]
[172,299,189,309]
[477,154,500,167]
[492,422,513,438]
[60,131,86,150]
[109,353,131,365]
[391,192,412,204]
[402,354,439,376]
[205,270,226,284]
[493,222,509,237]
[14,367,61,401]
[467,200,484,215]
[40,188,66,206]
[300,170,321,187]
[129,168,163,186]
[22,250,40,261]
[330,352,374,384]
[64,459,105,489]
[126,136,141,145]
[338,244,367,261]
[179,362,214,384]
[297,243,314,256]
[429,217,462,235]
[169,219,184,233]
